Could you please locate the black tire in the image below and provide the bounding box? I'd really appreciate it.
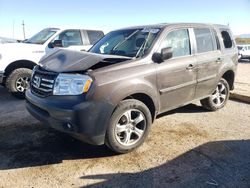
[200,78,229,111]
[105,99,152,154]
[5,68,32,99]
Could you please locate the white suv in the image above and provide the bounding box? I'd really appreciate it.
[0,28,104,98]
[237,44,250,60]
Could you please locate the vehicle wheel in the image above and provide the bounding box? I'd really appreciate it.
[200,78,229,111]
[105,99,152,154]
[6,68,32,99]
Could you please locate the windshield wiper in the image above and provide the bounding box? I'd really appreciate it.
[111,30,139,51]
[135,32,151,58]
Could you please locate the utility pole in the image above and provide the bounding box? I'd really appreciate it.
[22,20,26,40]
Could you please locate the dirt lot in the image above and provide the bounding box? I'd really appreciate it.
[0,70,250,187]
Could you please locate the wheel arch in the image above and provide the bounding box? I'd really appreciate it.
[123,93,157,123]
[4,60,36,78]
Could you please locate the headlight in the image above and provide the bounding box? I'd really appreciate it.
[53,74,92,95]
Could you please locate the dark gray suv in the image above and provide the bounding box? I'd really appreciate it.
[26,23,238,153]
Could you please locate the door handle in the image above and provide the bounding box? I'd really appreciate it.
[186,64,195,70]
[80,49,86,51]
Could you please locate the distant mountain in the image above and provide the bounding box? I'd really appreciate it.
[236,34,250,38]
[0,37,17,43]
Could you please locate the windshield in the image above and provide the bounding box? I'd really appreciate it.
[89,28,161,58]
[24,28,58,44]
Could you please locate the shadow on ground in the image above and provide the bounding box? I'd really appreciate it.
[157,103,207,119]
[81,140,250,188]
[0,87,115,170]
[0,86,207,171]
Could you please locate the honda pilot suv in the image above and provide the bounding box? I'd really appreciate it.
[26,23,238,153]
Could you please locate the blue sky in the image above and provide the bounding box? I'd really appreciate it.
[0,0,250,39]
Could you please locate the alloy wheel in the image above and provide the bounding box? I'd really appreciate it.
[211,81,227,107]
[16,76,30,92]
[115,109,146,146]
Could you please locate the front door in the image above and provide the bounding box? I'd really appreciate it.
[156,28,197,113]
[47,29,87,52]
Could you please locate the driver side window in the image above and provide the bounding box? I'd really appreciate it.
[160,29,191,58]
[53,30,83,47]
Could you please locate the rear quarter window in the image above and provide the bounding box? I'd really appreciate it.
[220,30,234,49]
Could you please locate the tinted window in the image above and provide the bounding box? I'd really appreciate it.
[87,31,104,45]
[194,28,215,53]
[221,30,233,49]
[160,29,191,58]
[54,30,83,47]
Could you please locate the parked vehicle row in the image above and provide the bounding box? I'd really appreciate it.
[0,28,104,98]
[25,23,238,153]
[237,44,250,60]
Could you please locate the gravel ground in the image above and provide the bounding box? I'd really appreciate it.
[0,85,250,187]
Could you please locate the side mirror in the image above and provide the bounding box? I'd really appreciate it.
[152,47,173,63]
[49,40,63,48]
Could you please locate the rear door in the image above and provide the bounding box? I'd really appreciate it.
[156,28,197,112]
[193,27,222,99]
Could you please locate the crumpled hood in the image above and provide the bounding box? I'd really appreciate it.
[39,48,132,73]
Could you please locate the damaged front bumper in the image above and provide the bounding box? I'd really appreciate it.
[25,89,115,145]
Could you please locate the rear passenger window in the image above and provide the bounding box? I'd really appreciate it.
[87,31,104,45]
[160,29,191,58]
[221,30,233,49]
[194,28,216,53]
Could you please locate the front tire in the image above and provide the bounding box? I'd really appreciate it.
[5,68,32,99]
[200,78,229,111]
[105,99,152,154]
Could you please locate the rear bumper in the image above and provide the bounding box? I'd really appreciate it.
[25,89,115,145]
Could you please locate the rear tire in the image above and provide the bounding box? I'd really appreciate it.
[105,99,152,154]
[200,78,229,111]
[6,68,32,99]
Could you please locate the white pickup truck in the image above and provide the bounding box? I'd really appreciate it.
[237,44,250,60]
[0,28,104,98]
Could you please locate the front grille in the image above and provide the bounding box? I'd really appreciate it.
[31,66,58,97]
